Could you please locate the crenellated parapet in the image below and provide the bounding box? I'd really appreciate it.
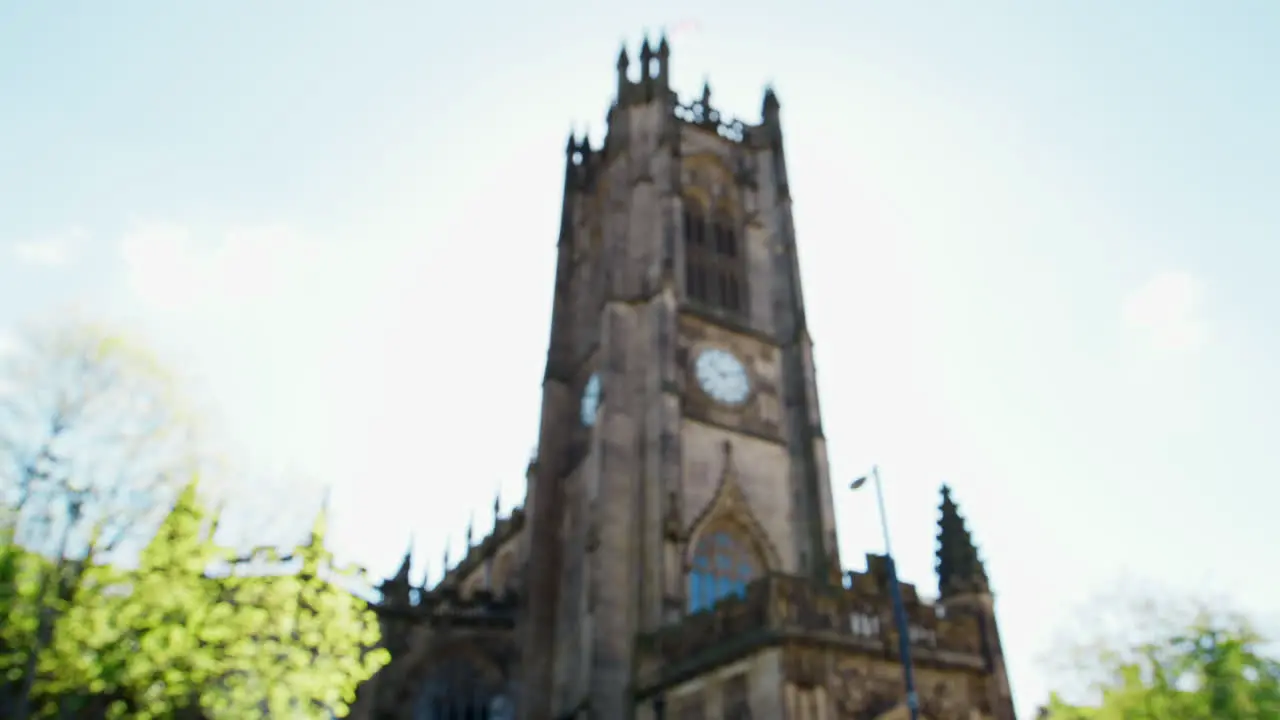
[840,553,985,655]
[635,563,986,698]
[672,82,750,144]
[565,132,604,194]
[375,585,520,629]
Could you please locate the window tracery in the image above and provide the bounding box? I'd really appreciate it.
[683,198,746,317]
[687,526,761,613]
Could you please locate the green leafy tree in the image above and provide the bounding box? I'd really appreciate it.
[1042,596,1280,719]
[0,320,199,720]
[204,503,390,719]
[0,322,389,718]
[56,479,224,719]
[2,478,390,720]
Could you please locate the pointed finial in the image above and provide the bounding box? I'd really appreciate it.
[566,127,577,154]
[641,33,654,61]
[466,512,474,547]
[393,540,412,583]
[616,42,630,70]
[935,484,988,597]
[658,30,670,56]
[700,79,713,106]
[763,85,781,113]
[443,538,451,570]
[493,489,501,523]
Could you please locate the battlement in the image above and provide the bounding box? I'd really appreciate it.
[635,564,985,693]
[842,553,931,612]
[672,85,750,143]
[375,583,520,630]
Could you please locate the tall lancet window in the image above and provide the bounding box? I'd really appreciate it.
[684,199,746,317]
[687,526,761,613]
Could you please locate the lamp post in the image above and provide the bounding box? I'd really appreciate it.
[850,465,920,720]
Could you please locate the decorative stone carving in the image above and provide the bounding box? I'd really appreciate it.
[832,664,901,720]
[783,646,825,688]
[918,679,967,720]
[682,442,781,572]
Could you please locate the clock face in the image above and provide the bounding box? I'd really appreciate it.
[694,348,751,405]
[580,372,601,426]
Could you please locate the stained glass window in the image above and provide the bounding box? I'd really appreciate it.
[688,528,760,613]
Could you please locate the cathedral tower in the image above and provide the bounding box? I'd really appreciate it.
[519,35,842,720]
[350,36,1015,720]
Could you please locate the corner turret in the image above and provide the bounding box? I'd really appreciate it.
[933,485,1016,720]
[762,86,781,125]
[935,484,990,598]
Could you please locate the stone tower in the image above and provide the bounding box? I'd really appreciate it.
[519,35,841,720]
[348,37,1015,720]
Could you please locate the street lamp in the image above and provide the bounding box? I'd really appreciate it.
[850,465,920,720]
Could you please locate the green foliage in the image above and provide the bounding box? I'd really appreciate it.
[1,321,389,718]
[1043,609,1280,720]
[0,480,390,719]
[0,525,52,684]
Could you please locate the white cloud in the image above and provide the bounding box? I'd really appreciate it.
[10,226,86,268]
[1121,270,1205,352]
[113,222,380,453]
[106,220,544,574]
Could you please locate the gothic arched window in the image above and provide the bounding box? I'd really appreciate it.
[687,527,761,613]
[413,655,512,720]
[683,199,747,317]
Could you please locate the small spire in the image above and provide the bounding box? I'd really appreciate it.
[936,484,989,598]
[657,30,670,56]
[616,42,630,71]
[393,540,411,584]
[640,34,654,62]
[566,127,577,154]
[443,538,451,570]
[720,440,734,477]
[493,488,501,524]
[466,512,474,547]
[700,79,713,106]
[763,85,780,112]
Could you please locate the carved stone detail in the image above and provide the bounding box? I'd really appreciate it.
[682,442,782,572]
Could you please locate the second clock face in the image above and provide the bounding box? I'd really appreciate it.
[580,373,601,426]
[694,348,751,405]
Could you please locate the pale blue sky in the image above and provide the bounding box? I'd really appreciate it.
[2,2,1278,715]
